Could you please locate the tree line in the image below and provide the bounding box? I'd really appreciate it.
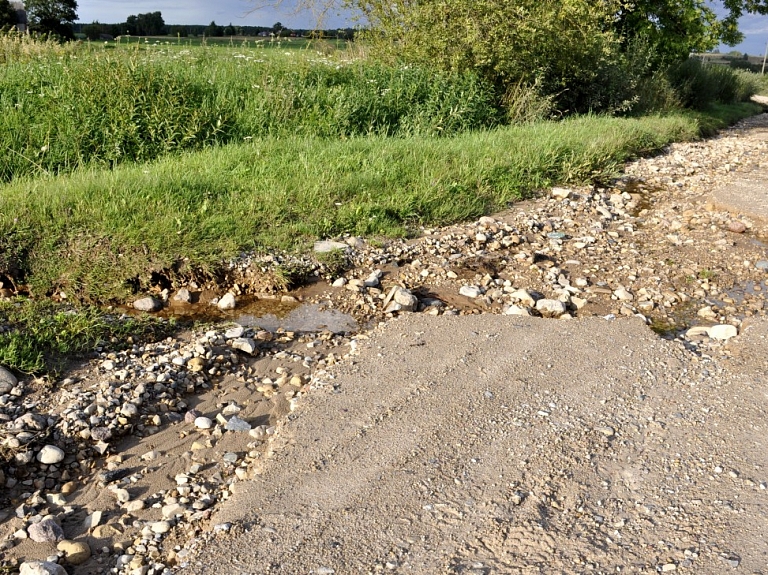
[77,15,354,40]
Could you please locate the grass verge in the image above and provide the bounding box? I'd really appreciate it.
[0,103,761,305]
[0,299,174,375]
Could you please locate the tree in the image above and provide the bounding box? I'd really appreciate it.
[204,20,222,37]
[223,23,236,36]
[0,0,17,28]
[25,0,78,39]
[125,11,165,36]
[82,20,102,40]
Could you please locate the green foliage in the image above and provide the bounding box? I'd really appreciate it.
[0,44,499,181]
[125,11,166,36]
[668,59,760,110]
[0,299,172,374]
[24,0,78,39]
[612,0,722,62]
[0,0,17,28]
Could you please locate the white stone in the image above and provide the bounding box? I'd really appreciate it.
[613,288,634,301]
[37,445,64,465]
[459,285,482,298]
[194,416,213,430]
[508,289,536,306]
[120,403,138,418]
[551,187,572,200]
[231,338,257,355]
[313,240,348,253]
[535,299,567,318]
[19,561,67,575]
[707,324,738,341]
[503,305,531,316]
[217,293,237,310]
[150,520,171,534]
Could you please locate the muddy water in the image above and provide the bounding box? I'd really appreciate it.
[122,286,359,334]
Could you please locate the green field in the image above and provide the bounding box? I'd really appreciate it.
[106,35,345,49]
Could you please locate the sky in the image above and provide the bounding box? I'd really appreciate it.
[74,0,768,55]
[75,0,352,29]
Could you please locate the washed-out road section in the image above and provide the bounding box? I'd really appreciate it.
[181,314,768,574]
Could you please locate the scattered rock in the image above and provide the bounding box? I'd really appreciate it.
[36,445,64,465]
[727,220,747,233]
[28,518,64,543]
[225,416,251,432]
[194,416,213,430]
[707,324,738,340]
[57,540,91,565]
[19,561,67,575]
[459,285,482,298]
[231,337,258,355]
[217,293,237,310]
[0,365,18,391]
[535,299,567,318]
[173,288,193,303]
[133,297,163,312]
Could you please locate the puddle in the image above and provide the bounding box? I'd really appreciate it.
[237,303,358,334]
[619,179,664,217]
[724,280,768,305]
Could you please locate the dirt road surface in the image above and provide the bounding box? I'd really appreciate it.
[180,315,768,574]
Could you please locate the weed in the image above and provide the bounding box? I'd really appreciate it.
[0,299,174,375]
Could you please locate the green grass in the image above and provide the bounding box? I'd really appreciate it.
[0,299,173,374]
[0,40,498,182]
[0,103,759,304]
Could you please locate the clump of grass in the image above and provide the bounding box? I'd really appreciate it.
[0,299,173,375]
[0,28,79,63]
[2,105,758,303]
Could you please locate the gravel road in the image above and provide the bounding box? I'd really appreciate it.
[178,315,768,574]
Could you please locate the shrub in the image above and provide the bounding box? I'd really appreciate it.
[668,59,759,110]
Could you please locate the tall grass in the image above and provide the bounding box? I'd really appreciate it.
[0,28,79,63]
[2,107,757,303]
[0,39,499,181]
[666,59,763,110]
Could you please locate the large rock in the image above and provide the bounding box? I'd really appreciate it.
[133,297,163,312]
[535,299,567,318]
[707,324,738,341]
[57,540,92,565]
[0,365,17,392]
[37,445,65,465]
[231,337,257,355]
[217,293,237,310]
[28,518,64,543]
[19,562,67,575]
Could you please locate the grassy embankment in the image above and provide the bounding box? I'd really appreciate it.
[0,36,763,374]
